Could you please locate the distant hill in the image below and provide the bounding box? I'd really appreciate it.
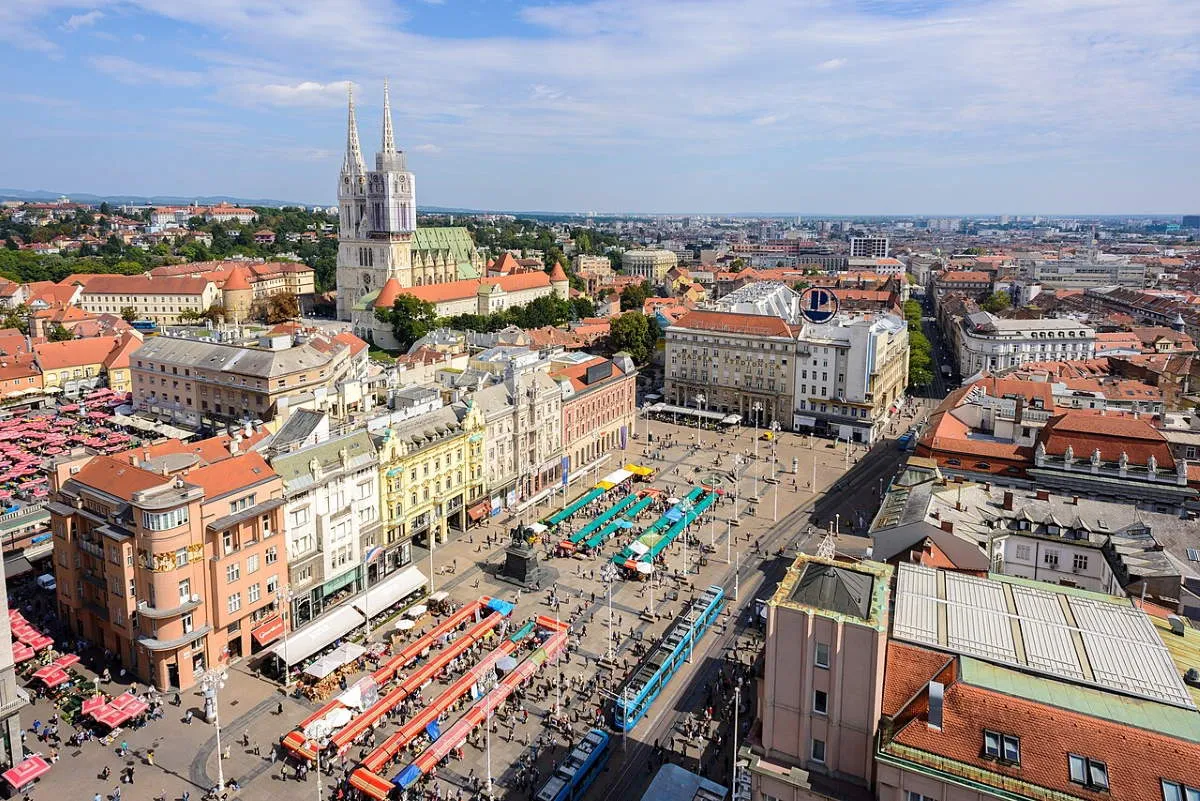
[0,188,319,208]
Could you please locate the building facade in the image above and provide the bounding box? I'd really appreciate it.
[553,354,638,486]
[665,310,798,429]
[49,440,287,690]
[131,331,365,426]
[621,249,678,284]
[955,312,1096,376]
[474,369,563,515]
[793,314,909,443]
[268,426,382,629]
[64,274,221,324]
[849,236,889,258]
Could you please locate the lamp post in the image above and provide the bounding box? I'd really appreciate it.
[197,668,228,794]
[303,719,333,801]
[643,401,652,450]
[695,393,706,448]
[362,546,383,642]
[678,498,693,578]
[752,402,762,462]
[275,586,294,692]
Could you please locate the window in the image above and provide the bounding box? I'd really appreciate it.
[143,507,189,531]
[222,531,234,554]
[226,562,240,583]
[248,583,261,604]
[983,730,1020,764]
[811,738,826,763]
[815,642,830,668]
[178,579,191,603]
[813,689,828,715]
[227,592,242,614]
[175,548,188,568]
[247,554,259,574]
[1069,754,1109,790]
[1161,780,1200,801]
[266,546,278,565]
[266,574,279,595]
[290,507,309,528]
[1043,550,1059,568]
[1014,544,1031,560]
[1072,553,1088,571]
[906,794,937,801]
[228,494,256,514]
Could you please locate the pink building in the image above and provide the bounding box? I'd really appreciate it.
[746,555,1200,801]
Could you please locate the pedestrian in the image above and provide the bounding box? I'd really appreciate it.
[147,749,155,766]
[113,786,121,801]
[184,710,193,724]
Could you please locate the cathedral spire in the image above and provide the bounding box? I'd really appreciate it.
[343,83,365,175]
[381,78,396,155]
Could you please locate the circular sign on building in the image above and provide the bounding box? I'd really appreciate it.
[799,287,840,323]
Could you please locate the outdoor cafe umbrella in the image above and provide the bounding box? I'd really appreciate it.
[405,605,428,618]
[394,619,416,631]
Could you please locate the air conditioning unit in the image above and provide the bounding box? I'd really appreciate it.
[190,594,200,603]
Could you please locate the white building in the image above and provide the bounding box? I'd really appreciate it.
[1018,253,1146,288]
[266,414,382,627]
[793,314,909,443]
[956,312,1096,376]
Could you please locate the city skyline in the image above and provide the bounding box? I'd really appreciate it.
[1,0,1198,214]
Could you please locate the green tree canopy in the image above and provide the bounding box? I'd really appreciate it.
[981,291,1011,313]
[609,311,657,364]
[376,294,438,351]
[47,324,73,342]
[120,306,139,323]
[619,281,651,311]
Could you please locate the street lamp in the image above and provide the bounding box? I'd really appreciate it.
[752,402,762,463]
[303,719,334,801]
[197,667,228,794]
[694,393,706,448]
[275,586,295,692]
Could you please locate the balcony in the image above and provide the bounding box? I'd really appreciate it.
[136,596,202,620]
[79,539,104,558]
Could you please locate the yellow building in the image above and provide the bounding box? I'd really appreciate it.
[376,402,486,561]
[34,332,142,397]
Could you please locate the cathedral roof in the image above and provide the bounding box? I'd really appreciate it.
[375,277,403,309]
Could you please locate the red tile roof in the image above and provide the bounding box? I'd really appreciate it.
[374,277,402,309]
[548,262,568,282]
[882,642,954,717]
[33,336,123,371]
[1039,410,1174,467]
[71,455,167,500]
[222,265,251,291]
[888,678,1200,801]
[550,356,626,392]
[399,271,551,304]
[187,451,277,501]
[671,309,798,338]
[63,273,212,296]
[331,331,368,356]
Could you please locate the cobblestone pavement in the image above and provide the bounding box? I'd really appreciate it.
[20,414,932,801]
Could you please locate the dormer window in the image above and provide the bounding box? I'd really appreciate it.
[983,730,1020,764]
[1161,780,1199,801]
[1069,754,1108,791]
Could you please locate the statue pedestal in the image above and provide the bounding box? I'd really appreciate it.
[498,526,555,589]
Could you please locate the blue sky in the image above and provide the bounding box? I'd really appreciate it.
[0,0,1198,214]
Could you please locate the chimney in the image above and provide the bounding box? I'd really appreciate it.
[940,520,954,533]
[928,680,945,730]
[1036,489,1050,501]
[229,434,242,458]
[984,482,992,492]
[1072,495,1080,506]
[129,455,139,468]
[1002,491,1014,510]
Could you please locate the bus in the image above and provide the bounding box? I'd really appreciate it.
[534,729,611,801]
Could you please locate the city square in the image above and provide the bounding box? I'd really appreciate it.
[9,410,927,801]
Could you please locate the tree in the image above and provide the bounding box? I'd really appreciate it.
[376,294,437,351]
[903,299,923,328]
[47,324,73,342]
[981,291,1011,313]
[119,306,139,323]
[729,258,747,272]
[619,281,650,312]
[98,202,111,216]
[265,292,300,323]
[0,304,29,334]
[570,296,595,319]
[908,328,934,386]
[609,311,653,364]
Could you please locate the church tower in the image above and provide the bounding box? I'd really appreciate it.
[336,81,418,322]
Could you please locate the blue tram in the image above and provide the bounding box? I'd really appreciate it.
[613,584,725,731]
[534,728,611,801]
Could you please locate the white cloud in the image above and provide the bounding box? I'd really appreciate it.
[751,114,780,126]
[411,143,441,153]
[90,55,203,86]
[815,58,846,71]
[63,10,102,31]
[228,80,354,108]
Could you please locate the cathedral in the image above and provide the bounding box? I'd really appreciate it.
[335,82,484,324]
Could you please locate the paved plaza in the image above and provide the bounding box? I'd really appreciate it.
[15,406,935,801]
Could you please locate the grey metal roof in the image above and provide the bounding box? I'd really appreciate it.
[272,409,326,450]
[271,430,378,489]
[134,335,345,379]
[789,562,874,619]
[871,521,990,571]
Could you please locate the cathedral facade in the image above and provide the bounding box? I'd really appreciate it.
[335,82,483,324]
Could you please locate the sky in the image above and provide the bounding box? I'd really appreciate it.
[0,0,1198,215]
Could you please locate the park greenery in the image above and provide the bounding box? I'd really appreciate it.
[981,290,1012,313]
[903,299,934,387]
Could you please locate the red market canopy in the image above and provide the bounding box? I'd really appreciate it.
[11,643,33,663]
[50,654,79,669]
[2,755,50,789]
[80,695,107,716]
[28,634,54,651]
[32,666,69,688]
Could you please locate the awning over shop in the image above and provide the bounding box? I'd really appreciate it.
[3,556,33,579]
[795,415,817,427]
[624,464,654,477]
[600,468,634,486]
[467,501,490,522]
[251,615,285,646]
[303,642,366,680]
[272,566,428,666]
